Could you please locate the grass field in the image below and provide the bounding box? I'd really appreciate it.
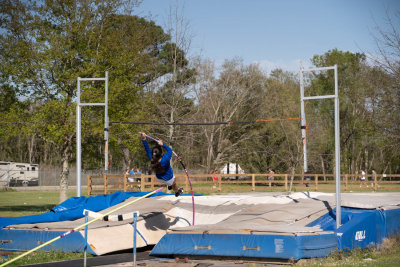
[301,235,400,267]
[0,250,90,267]
[0,189,76,217]
[0,187,400,266]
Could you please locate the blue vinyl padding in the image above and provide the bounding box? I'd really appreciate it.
[307,207,399,251]
[384,208,400,237]
[0,190,195,254]
[150,233,337,260]
[0,229,96,254]
[1,190,399,259]
[0,191,168,229]
[152,207,400,259]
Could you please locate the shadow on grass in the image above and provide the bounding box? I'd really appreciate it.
[0,204,55,213]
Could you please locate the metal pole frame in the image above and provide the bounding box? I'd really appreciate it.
[132,211,139,267]
[76,72,109,197]
[300,64,341,229]
[84,210,88,267]
[299,64,308,173]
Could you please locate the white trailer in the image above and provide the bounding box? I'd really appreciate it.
[0,161,39,187]
[220,162,245,180]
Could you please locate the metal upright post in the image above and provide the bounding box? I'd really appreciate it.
[133,212,138,267]
[299,63,308,173]
[76,78,82,197]
[334,65,341,228]
[76,73,108,197]
[104,71,109,171]
[84,211,88,267]
[300,64,341,229]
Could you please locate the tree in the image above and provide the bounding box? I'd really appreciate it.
[192,58,266,172]
[145,2,196,156]
[310,50,370,174]
[0,0,190,202]
[308,48,399,175]
[98,13,174,171]
[368,8,400,174]
[239,69,302,175]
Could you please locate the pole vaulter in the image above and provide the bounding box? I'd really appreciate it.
[122,120,301,226]
[0,188,164,267]
[138,133,196,226]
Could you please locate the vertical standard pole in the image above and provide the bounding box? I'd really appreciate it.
[300,64,340,228]
[84,211,88,267]
[133,212,138,267]
[299,64,308,173]
[334,64,341,229]
[104,71,109,171]
[76,72,108,197]
[76,78,82,197]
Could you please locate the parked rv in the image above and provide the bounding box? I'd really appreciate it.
[0,161,39,187]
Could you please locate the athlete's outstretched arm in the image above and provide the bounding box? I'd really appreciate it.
[141,133,152,160]
[162,143,173,161]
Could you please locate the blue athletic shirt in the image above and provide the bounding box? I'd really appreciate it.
[142,139,174,182]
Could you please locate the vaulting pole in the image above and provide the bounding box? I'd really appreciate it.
[0,188,163,267]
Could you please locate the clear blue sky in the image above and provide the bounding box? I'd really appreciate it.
[135,0,400,72]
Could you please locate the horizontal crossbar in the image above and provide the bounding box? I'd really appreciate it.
[110,117,300,126]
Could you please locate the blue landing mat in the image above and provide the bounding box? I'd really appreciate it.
[151,207,400,260]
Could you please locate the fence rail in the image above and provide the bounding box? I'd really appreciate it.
[87,173,400,196]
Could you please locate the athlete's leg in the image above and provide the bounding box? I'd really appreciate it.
[171,182,183,197]
[171,181,179,192]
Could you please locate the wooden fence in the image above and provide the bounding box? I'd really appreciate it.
[87,173,400,196]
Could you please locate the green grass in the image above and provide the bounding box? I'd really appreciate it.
[0,189,88,266]
[0,189,76,217]
[0,250,91,266]
[300,235,400,266]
